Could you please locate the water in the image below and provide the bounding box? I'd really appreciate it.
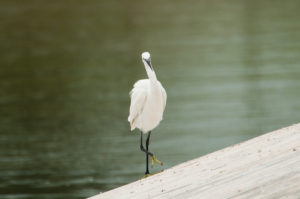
[1,0,300,198]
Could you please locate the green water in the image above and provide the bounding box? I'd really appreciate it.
[1,0,300,198]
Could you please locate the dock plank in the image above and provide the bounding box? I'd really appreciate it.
[88,123,300,199]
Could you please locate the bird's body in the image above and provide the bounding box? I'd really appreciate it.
[128,52,167,176]
[128,79,166,133]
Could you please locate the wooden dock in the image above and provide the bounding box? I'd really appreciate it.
[88,123,300,199]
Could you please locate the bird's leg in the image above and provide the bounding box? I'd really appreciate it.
[145,131,163,167]
[146,131,163,166]
[145,131,151,173]
[140,131,163,177]
[145,131,162,167]
[140,131,150,175]
[146,131,151,171]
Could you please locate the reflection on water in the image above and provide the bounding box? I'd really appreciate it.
[1,0,300,198]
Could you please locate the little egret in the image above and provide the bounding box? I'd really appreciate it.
[128,52,167,176]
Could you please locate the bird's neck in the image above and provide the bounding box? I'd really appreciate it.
[147,70,157,82]
[145,66,157,82]
[143,60,157,82]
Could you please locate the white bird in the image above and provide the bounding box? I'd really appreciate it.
[128,52,167,176]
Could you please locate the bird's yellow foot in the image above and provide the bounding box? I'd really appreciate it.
[142,170,164,179]
[151,155,163,166]
[142,173,152,179]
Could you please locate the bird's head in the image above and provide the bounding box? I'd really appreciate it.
[141,52,153,70]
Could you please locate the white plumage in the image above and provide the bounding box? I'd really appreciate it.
[128,52,167,133]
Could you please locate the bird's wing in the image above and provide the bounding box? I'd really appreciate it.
[128,80,149,130]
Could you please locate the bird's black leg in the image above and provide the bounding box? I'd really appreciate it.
[140,131,162,176]
[145,131,151,174]
[146,131,151,150]
[140,131,151,175]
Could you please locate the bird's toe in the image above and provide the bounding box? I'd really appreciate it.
[152,155,163,166]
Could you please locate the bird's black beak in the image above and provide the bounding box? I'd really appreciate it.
[145,59,153,70]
